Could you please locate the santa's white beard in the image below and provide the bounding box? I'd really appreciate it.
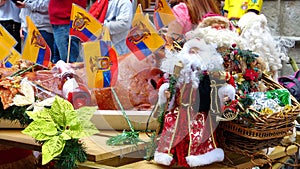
[160,39,224,88]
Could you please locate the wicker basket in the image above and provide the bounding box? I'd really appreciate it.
[218,73,300,153]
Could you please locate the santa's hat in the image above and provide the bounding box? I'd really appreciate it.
[198,13,231,30]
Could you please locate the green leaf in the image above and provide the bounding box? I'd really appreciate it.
[76,106,98,137]
[64,129,86,139]
[79,122,99,137]
[22,120,57,141]
[42,135,66,165]
[76,106,97,120]
[50,96,74,126]
[60,132,71,140]
[26,108,52,121]
[65,110,80,127]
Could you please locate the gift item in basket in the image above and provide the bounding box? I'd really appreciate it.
[218,73,300,155]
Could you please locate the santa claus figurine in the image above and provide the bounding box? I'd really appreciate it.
[154,38,224,167]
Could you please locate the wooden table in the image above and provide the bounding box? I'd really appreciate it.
[0,129,298,169]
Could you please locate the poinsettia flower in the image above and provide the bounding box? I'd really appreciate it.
[243,69,259,81]
[22,96,98,165]
[12,78,35,107]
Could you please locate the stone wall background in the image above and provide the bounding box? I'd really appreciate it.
[263,0,300,37]
[262,0,300,76]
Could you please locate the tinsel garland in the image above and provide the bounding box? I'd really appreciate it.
[106,88,143,146]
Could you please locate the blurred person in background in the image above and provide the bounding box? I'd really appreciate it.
[89,0,133,56]
[48,0,87,63]
[0,0,21,52]
[165,0,221,46]
[223,0,263,32]
[17,0,60,63]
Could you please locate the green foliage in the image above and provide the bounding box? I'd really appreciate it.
[145,132,157,161]
[0,103,32,126]
[237,49,259,68]
[22,96,98,167]
[169,75,177,98]
[239,94,254,109]
[55,139,87,169]
[106,130,143,146]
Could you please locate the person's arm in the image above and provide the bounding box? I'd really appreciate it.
[16,0,49,12]
[105,0,133,35]
[223,0,229,17]
[0,0,7,7]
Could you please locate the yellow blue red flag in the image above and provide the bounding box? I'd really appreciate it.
[126,4,165,60]
[0,42,21,67]
[70,3,103,42]
[101,26,113,49]
[0,42,11,61]
[22,16,51,67]
[0,24,17,49]
[82,28,118,88]
[153,0,176,30]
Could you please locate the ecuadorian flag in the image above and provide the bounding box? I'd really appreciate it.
[0,24,17,49]
[22,16,51,67]
[153,0,176,30]
[82,27,118,89]
[126,4,165,60]
[70,3,103,42]
[0,42,21,67]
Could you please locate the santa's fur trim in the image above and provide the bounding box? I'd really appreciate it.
[154,151,173,166]
[185,148,225,167]
[158,83,170,106]
[198,16,230,29]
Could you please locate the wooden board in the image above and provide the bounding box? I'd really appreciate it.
[82,130,151,162]
[0,119,25,128]
[0,129,298,169]
[115,145,299,169]
[117,160,233,169]
[0,130,40,151]
[224,145,298,169]
[91,110,158,130]
[1,110,159,131]
[0,129,151,163]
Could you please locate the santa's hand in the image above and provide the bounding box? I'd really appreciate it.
[15,1,25,8]
[164,90,171,99]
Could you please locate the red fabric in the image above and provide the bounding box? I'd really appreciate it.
[157,76,169,89]
[226,72,236,87]
[0,148,32,165]
[89,0,109,23]
[49,0,87,25]
[157,84,217,167]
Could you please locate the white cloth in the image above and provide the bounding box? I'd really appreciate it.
[104,0,133,55]
[0,0,20,22]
